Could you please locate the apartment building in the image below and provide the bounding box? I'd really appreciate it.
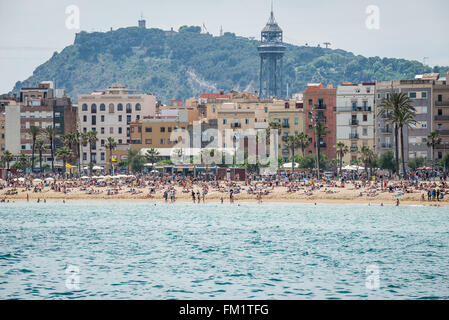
[376,77,435,163]
[303,83,337,160]
[4,82,77,166]
[78,84,157,166]
[432,71,449,160]
[336,82,376,163]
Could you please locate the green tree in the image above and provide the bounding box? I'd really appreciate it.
[379,150,396,174]
[336,141,349,176]
[2,150,14,170]
[377,92,415,174]
[359,146,376,179]
[56,147,73,177]
[44,126,56,172]
[297,132,311,157]
[407,157,426,171]
[285,135,300,174]
[35,140,47,173]
[87,131,98,173]
[105,137,117,174]
[427,131,441,170]
[29,126,41,171]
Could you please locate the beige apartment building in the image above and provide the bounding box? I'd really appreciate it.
[432,71,449,160]
[336,82,376,164]
[78,84,157,166]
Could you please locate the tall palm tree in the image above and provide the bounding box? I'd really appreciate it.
[2,150,14,170]
[35,140,47,173]
[80,131,89,170]
[18,153,29,171]
[427,131,442,170]
[315,121,330,178]
[359,146,376,179]
[145,148,160,172]
[56,147,73,178]
[267,121,282,146]
[378,92,415,175]
[44,126,56,173]
[72,131,81,172]
[29,126,41,172]
[127,148,140,173]
[87,131,98,173]
[336,141,349,176]
[297,132,311,157]
[285,135,300,174]
[105,137,117,174]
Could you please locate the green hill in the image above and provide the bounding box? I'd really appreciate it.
[12,26,448,104]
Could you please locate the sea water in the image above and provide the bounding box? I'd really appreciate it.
[1,202,448,299]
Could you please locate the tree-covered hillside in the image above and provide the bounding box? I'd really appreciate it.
[12,26,448,103]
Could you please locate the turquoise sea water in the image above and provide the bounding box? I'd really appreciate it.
[0,202,448,300]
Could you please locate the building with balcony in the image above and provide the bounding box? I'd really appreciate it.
[432,71,449,160]
[336,82,376,163]
[303,83,337,160]
[78,84,157,166]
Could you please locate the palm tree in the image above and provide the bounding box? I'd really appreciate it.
[267,121,282,146]
[336,142,349,176]
[35,140,47,173]
[145,148,160,172]
[105,137,117,174]
[72,132,81,172]
[80,131,89,170]
[127,148,140,173]
[29,126,41,172]
[18,153,29,171]
[285,135,300,174]
[56,147,73,178]
[44,126,56,173]
[297,132,311,157]
[378,92,415,175]
[315,121,330,178]
[87,131,98,173]
[359,146,376,179]
[2,150,14,170]
[427,131,442,170]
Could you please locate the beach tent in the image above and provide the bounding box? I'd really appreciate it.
[283,162,299,169]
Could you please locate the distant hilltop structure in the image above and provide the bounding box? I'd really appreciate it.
[138,15,146,29]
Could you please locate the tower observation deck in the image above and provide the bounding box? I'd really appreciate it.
[257,7,286,98]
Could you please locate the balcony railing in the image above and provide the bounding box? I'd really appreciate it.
[349,119,359,125]
[435,101,449,106]
[319,143,327,148]
[316,117,326,123]
[380,143,392,148]
[231,123,241,128]
[437,130,449,136]
[349,133,359,139]
[314,104,327,110]
[380,128,393,134]
[435,115,449,121]
[282,124,290,128]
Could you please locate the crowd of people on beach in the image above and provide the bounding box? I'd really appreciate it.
[0,169,447,205]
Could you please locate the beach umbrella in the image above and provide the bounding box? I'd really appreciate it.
[283,162,299,169]
[81,176,90,179]
[83,166,89,170]
[98,175,106,179]
[45,177,54,182]
[32,178,42,184]
[116,174,127,178]
[92,166,103,170]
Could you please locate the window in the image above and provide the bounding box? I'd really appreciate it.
[160,139,165,145]
[100,104,106,111]
[118,127,122,134]
[83,115,87,122]
[308,99,313,106]
[363,115,368,122]
[117,103,123,111]
[138,126,142,133]
[135,103,141,111]
[409,92,417,99]
[363,128,368,136]
[145,127,152,132]
[212,107,216,113]
[101,128,105,134]
[101,153,105,161]
[118,139,122,144]
[223,119,227,125]
[421,92,427,99]
[109,104,114,113]
[145,139,152,144]
[110,127,114,134]
[82,104,88,111]
[294,118,299,125]
[83,153,87,161]
[438,109,443,116]
[118,115,122,122]
[101,139,105,147]
[245,119,249,125]
[91,115,96,125]
[136,115,140,121]
[438,95,443,102]
[91,104,97,113]
[131,126,135,133]
[126,115,131,124]
[160,127,165,132]
[101,115,105,122]
[126,103,132,113]
[168,127,172,132]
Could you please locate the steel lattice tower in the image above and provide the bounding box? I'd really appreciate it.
[258,6,286,98]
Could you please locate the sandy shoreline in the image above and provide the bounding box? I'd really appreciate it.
[2,187,448,207]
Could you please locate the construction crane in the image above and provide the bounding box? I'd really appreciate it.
[323,42,331,49]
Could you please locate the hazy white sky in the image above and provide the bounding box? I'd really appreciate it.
[0,0,448,93]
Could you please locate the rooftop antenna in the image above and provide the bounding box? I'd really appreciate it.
[422,57,429,74]
[323,42,331,49]
[219,25,223,37]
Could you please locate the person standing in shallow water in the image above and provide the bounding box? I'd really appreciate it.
[396,198,400,206]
